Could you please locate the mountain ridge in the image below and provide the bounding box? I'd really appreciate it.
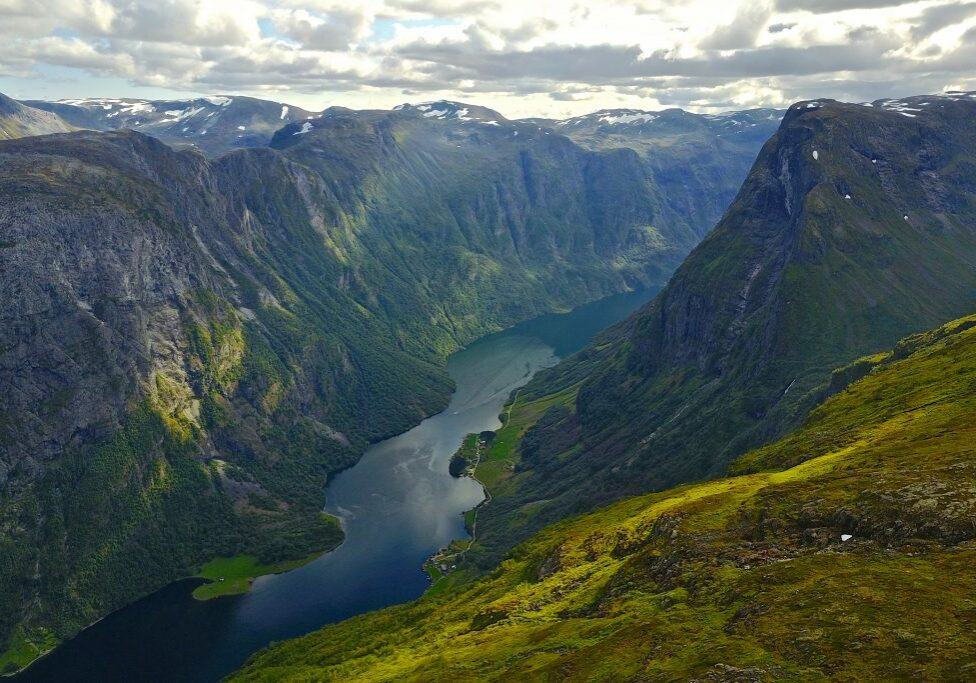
[0,94,73,140]
[464,91,976,567]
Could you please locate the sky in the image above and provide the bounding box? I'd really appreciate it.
[0,0,975,118]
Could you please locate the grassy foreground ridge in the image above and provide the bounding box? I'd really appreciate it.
[231,313,976,681]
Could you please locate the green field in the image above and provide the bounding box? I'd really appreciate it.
[0,626,58,676]
[193,544,334,600]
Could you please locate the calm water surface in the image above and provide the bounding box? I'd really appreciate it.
[20,287,657,682]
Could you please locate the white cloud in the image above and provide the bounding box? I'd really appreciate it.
[0,0,974,117]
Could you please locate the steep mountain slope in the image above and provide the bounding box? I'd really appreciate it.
[272,100,778,274]
[25,96,317,156]
[537,106,784,246]
[467,92,976,564]
[0,131,445,671]
[270,103,691,299]
[0,93,73,139]
[230,312,976,683]
[0,91,774,670]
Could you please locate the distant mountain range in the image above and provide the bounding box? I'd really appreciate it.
[25,95,318,156]
[19,92,785,160]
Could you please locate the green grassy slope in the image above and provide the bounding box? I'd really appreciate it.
[469,94,976,564]
[230,313,976,682]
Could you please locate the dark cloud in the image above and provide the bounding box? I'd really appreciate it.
[768,22,797,33]
[274,10,369,51]
[775,0,920,13]
[388,0,500,16]
[910,2,976,41]
[397,40,902,83]
[700,3,773,50]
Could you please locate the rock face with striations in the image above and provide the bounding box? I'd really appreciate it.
[471,92,976,565]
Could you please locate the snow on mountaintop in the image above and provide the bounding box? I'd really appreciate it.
[394,100,506,124]
[553,107,783,137]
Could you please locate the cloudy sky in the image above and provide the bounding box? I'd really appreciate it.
[1,0,975,117]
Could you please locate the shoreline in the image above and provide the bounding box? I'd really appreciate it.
[425,389,521,585]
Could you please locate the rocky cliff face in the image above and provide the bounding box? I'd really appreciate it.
[471,92,976,565]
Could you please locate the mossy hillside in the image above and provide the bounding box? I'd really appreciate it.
[468,95,976,565]
[230,313,976,682]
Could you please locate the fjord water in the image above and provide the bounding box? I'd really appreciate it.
[19,287,657,683]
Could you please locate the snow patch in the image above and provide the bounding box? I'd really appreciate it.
[280,105,289,120]
[812,150,819,161]
[205,96,232,106]
[294,121,313,135]
[841,534,853,542]
[163,106,205,123]
[845,194,852,200]
[237,125,246,131]
[597,112,658,125]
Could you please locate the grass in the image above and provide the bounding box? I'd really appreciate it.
[475,384,579,490]
[230,314,976,682]
[193,551,324,600]
[0,626,58,676]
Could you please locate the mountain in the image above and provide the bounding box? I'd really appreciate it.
[393,100,508,123]
[548,106,781,144]
[0,93,73,139]
[24,96,318,156]
[538,107,784,245]
[229,312,976,682]
[462,91,976,566]
[0,93,775,670]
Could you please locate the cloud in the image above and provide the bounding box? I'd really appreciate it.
[910,1,976,40]
[274,9,371,50]
[774,0,920,13]
[700,2,773,50]
[0,0,974,117]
